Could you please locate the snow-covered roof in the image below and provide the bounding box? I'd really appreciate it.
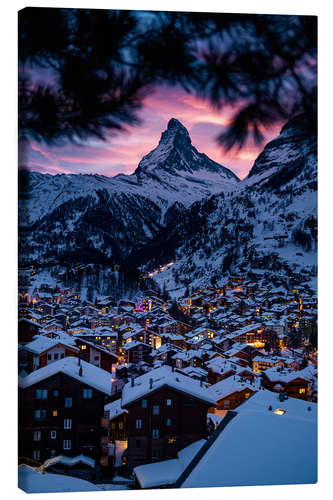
[134,439,205,488]
[18,465,100,493]
[209,375,260,400]
[237,389,317,417]
[18,357,112,395]
[180,404,317,487]
[104,398,128,420]
[122,365,216,407]
[206,356,240,373]
[122,340,152,351]
[23,335,79,354]
[263,364,316,383]
[40,454,95,470]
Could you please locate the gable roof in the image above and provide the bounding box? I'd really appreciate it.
[178,402,317,488]
[122,365,216,407]
[22,335,79,355]
[18,356,112,395]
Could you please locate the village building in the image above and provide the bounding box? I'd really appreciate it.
[18,357,112,465]
[121,365,216,472]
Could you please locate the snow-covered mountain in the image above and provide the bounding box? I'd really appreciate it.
[19,119,239,263]
[128,114,317,295]
[19,119,238,227]
[19,114,317,290]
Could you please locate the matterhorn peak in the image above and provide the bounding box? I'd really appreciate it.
[158,118,191,149]
[135,118,239,181]
[167,118,187,131]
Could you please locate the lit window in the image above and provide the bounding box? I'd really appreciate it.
[33,431,41,441]
[299,388,306,394]
[274,409,286,415]
[81,345,86,350]
[64,419,72,429]
[52,410,58,417]
[168,438,176,444]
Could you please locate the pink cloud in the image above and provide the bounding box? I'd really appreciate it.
[25,86,283,179]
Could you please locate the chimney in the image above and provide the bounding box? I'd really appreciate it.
[131,376,135,387]
[79,365,83,377]
[149,378,153,390]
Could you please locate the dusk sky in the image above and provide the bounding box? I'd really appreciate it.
[25,85,282,180]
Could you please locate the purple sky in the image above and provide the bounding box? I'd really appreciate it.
[25,85,282,180]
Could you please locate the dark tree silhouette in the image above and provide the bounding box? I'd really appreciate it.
[19,8,317,150]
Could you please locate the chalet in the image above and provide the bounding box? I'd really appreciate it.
[151,344,184,366]
[121,341,153,365]
[38,454,96,482]
[18,318,42,345]
[104,398,128,443]
[121,365,216,471]
[252,355,284,373]
[261,365,316,400]
[208,375,259,412]
[206,357,241,384]
[74,338,118,373]
[19,336,79,374]
[223,342,259,365]
[160,333,186,350]
[18,357,112,464]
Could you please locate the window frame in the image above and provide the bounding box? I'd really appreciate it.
[83,388,93,399]
[63,439,71,450]
[64,418,72,429]
[33,431,41,441]
[64,397,72,408]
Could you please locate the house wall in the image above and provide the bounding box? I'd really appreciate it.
[18,371,106,463]
[125,387,209,472]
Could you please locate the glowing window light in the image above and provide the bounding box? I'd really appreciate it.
[274,409,286,415]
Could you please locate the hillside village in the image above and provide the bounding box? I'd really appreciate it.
[18,265,317,490]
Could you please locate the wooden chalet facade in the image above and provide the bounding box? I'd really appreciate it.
[18,360,110,465]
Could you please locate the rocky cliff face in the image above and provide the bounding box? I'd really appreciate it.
[248,114,317,179]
